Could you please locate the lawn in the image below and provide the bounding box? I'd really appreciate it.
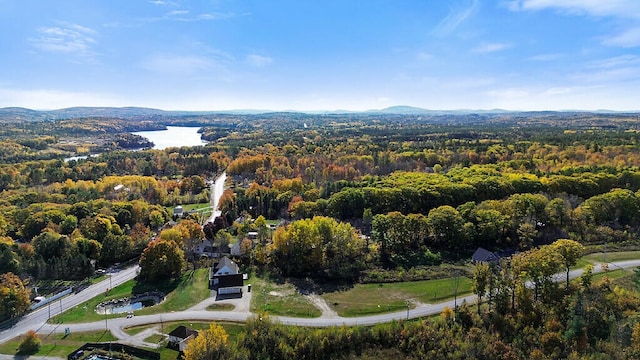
[322,277,472,317]
[144,333,167,345]
[206,303,235,311]
[584,251,640,263]
[0,330,117,359]
[122,320,245,360]
[169,203,213,218]
[248,275,321,318]
[0,321,244,360]
[135,268,211,315]
[52,268,211,324]
[591,268,634,282]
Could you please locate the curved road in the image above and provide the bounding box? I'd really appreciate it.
[1,259,638,351]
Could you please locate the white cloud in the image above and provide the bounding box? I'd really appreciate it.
[508,1,640,48]
[443,77,496,89]
[543,87,573,95]
[507,0,640,19]
[160,9,237,22]
[167,10,189,16]
[149,0,178,6]
[587,54,640,69]
[602,27,640,48]
[142,54,216,75]
[0,87,122,110]
[432,0,479,36]
[570,55,640,84]
[527,53,564,61]
[486,88,528,98]
[472,42,510,54]
[30,23,98,62]
[417,52,434,60]
[245,54,273,67]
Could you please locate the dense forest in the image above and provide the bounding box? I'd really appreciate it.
[3,109,640,358]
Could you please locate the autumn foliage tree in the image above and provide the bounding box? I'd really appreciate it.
[183,323,231,360]
[18,330,41,354]
[0,272,30,320]
[269,216,367,278]
[550,239,584,289]
[138,239,185,282]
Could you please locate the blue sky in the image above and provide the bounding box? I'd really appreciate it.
[1,0,640,111]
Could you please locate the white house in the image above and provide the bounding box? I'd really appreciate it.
[210,256,243,295]
[168,325,198,352]
[213,256,239,276]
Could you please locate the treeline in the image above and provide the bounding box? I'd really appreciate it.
[0,146,229,191]
[0,193,172,280]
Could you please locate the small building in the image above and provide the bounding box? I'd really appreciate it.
[168,325,199,352]
[194,239,230,258]
[472,247,517,264]
[173,206,184,218]
[472,247,500,263]
[230,242,243,256]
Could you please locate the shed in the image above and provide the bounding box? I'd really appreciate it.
[168,325,198,352]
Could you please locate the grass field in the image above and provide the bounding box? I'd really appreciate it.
[0,330,117,359]
[143,333,167,345]
[248,275,321,318]
[0,321,244,360]
[322,277,472,317]
[592,268,633,281]
[584,251,640,263]
[122,320,245,360]
[52,268,211,324]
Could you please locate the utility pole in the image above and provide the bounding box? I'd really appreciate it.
[406,300,410,320]
[263,288,267,311]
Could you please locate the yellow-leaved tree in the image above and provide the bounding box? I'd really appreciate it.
[183,323,230,360]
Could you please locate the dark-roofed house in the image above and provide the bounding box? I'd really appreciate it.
[168,325,198,352]
[472,247,501,263]
[472,247,517,263]
[210,256,243,295]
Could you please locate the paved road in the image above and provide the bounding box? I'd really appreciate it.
[2,259,640,351]
[206,172,226,224]
[0,265,139,345]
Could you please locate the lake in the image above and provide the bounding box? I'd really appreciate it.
[132,126,207,150]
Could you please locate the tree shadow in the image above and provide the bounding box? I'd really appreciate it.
[255,268,357,295]
[289,277,356,295]
[131,271,187,295]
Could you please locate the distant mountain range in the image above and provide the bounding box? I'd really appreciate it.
[0,105,634,121]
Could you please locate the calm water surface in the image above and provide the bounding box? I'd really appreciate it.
[132,126,207,150]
